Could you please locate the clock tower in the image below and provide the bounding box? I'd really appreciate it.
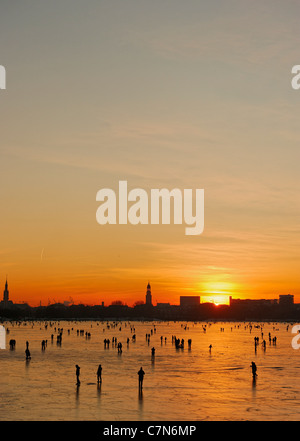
[145,282,152,306]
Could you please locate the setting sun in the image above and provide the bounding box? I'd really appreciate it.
[198,280,235,305]
[201,295,229,306]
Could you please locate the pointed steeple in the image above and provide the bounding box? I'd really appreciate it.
[3,276,9,304]
[146,282,152,306]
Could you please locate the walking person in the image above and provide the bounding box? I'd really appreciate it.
[76,364,81,385]
[138,367,145,390]
[25,347,31,360]
[97,364,102,383]
[25,341,31,360]
[251,361,257,378]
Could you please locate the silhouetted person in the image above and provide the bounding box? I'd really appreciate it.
[251,362,257,378]
[209,344,212,352]
[25,348,31,360]
[97,364,102,383]
[76,364,80,385]
[151,347,155,356]
[57,333,62,345]
[138,367,145,389]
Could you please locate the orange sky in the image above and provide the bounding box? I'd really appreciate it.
[1,1,299,307]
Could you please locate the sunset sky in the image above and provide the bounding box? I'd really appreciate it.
[0,1,300,306]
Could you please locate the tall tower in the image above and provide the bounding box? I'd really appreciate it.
[3,278,9,306]
[145,282,152,306]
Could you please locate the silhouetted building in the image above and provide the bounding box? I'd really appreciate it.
[3,279,8,303]
[108,303,130,317]
[0,278,13,309]
[146,282,152,306]
[229,296,278,307]
[279,294,294,306]
[180,296,200,307]
[156,302,171,309]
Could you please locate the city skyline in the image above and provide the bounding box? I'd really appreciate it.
[0,277,295,308]
[1,278,298,324]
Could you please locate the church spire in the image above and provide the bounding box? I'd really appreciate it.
[3,276,9,305]
[145,282,152,306]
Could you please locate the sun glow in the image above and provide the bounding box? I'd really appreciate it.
[199,280,235,305]
[201,295,229,306]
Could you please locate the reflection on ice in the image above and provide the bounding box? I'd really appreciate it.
[0,320,299,420]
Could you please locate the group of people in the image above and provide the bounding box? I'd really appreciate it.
[75,361,257,389]
[75,364,102,386]
[22,322,260,387]
[75,364,145,389]
[254,334,277,351]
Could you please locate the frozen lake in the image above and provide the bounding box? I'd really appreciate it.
[1,319,300,420]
